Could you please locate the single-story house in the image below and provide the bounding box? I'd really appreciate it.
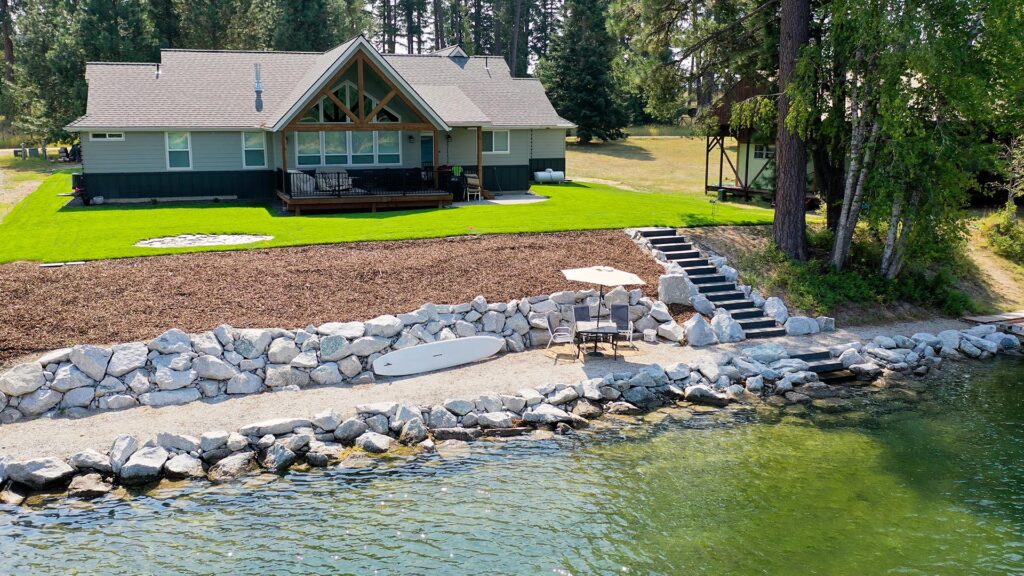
[67,35,573,211]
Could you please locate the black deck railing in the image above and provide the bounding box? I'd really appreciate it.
[282,168,458,198]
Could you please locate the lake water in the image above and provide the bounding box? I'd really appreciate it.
[2,357,1023,575]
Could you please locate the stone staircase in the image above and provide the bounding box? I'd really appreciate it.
[789,350,857,384]
[638,229,786,340]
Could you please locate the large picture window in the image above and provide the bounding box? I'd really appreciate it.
[294,131,402,167]
[242,131,266,168]
[296,132,322,166]
[483,130,509,154]
[166,132,191,170]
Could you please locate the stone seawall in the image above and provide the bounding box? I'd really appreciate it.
[0,289,680,425]
[0,323,1018,505]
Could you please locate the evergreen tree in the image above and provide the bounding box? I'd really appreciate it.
[536,0,626,142]
[148,0,181,48]
[79,0,159,62]
[274,0,341,51]
[174,0,235,49]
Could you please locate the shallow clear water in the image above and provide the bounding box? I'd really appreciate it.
[2,357,1024,576]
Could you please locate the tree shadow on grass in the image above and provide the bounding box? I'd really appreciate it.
[567,140,656,162]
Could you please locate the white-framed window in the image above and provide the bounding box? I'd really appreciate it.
[294,131,402,167]
[89,132,124,141]
[483,130,510,154]
[242,131,267,168]
[165,132,192,170]
[754,144,776,160]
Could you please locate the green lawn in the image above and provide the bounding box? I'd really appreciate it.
[0,172,774,263]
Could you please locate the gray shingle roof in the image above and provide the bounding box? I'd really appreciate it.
[69,38,572,131]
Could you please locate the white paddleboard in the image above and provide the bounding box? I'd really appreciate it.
[372,336,505,376]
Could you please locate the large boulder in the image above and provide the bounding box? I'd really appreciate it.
[138,388,201,407]
[106,343,149,377]
[657,321,686,343]
[148,328,193,354]
[153,366,198,390]
[318,322,366,339]
[692,294,715,316]
[119,447,169,484]
[226,372,263,395]
[319,335,352,361]
[428,405,459,428]
[365,315,404,338]
[349,337,391,357]
[208,451,257,483]
[18,389,63,416]
[684,384,728,406]
[234,329,273,359]
[69,449,113,474]
[310,363,343,385]
[191,332,224,357]
[763,297,789,324]
[193,356,237,380]
[68,473,113,499]
[155,432,201,452]
[399,418,430,443]
[238,417,311,437]
[711,310,745,343]
[683,314,718,347]
[69,345,112,381]
[163,454,205,479]
[6,457,76,490]
[355,431,392,453]
[784,316,820,336]
[334,418,368,443]
[0,362,46,396]
[937,330,961,353]
[261,443,298,471]
[264,365,310,388]
[658,274,694,305]
[110,435,139,475]
[267,338,300,364]
[742,342,788,364]
[522,403,571,424]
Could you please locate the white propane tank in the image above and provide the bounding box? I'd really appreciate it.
[533,169,566,184]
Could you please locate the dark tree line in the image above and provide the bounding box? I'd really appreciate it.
[0,0,572,142]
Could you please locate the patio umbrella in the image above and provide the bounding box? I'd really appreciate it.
[561,266,646,328]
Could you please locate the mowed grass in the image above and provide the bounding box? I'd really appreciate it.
[0,153,67,222]
[567,136,740,196]
[0,172,774,263]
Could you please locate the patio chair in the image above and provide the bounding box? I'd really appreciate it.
[465,173,483,201]
[314,167,352,194]
[611,304,636,350]
[546,313,580,361]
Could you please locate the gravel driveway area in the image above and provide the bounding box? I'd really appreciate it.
[0,230,662,367]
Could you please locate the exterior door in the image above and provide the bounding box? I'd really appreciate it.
[420,134,434,167]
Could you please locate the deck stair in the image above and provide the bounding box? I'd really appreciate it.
[638,229,786,339]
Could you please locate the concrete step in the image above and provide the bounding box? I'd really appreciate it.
[698,282,739,294]
[805,360,845,374]
[729,308,766,320]
[648,236,687,246]
[745,327,787,339]
[818,369,858,384]
[655,242,694,252]
[688,274,726,285]
[680,265,717,275]
[791,350,832,363]
[715,299,756,310]
[739,318,777,330]
[638,229,677,239]
[674,258,710,268]
[707,290,746,302]
[665,250,703,260]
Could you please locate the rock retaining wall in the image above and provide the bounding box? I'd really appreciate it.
[0,290,681,425]
[0,324,1018,505]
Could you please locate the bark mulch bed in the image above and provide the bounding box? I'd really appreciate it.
[0,230,663,367]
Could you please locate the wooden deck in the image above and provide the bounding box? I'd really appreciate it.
[277,190,453,215]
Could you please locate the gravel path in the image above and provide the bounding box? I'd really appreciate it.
[0,230,662,368]
[0,317,969,460]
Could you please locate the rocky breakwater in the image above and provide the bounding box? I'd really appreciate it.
[0,324,1019,505]
[0,290,678,426]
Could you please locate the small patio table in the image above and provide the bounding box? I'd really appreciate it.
[576,321,621,360]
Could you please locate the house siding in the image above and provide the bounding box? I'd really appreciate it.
[82,130,276,173]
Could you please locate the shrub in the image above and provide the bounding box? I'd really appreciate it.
[986,202,1024,264]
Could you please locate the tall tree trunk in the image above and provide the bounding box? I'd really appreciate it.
[774,0,811,261]
[813,144,845,230]
[880,190,916,280]
[509,0,522,75]
[472,0,482,53]
[406,1,415,53]
[434,0,445,48]
[0,0,13,82]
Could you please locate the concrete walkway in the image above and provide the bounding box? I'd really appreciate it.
[0,317,967,460]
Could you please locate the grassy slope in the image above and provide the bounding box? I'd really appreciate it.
[0,173,773,263]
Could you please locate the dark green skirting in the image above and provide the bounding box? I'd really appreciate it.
[80,170,277,202]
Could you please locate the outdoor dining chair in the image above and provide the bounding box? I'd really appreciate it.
[546,313,580,362]
[611,304,636,350]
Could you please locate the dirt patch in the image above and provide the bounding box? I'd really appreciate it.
[0,230,662,367]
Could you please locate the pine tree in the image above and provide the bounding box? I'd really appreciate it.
[274,0,341,51]
[173,0,234,49]
[148,0,181,48]
[79,0,159,61]
[536,0,626,143]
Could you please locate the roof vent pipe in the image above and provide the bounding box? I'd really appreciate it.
[154,64,160,79]
[254,63,264,112]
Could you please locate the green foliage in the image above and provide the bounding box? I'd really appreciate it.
[79,0,159,62]
[738,228,977,317]
[986,202,1024,265]
[729,95,776,134]
[536,0,628,143]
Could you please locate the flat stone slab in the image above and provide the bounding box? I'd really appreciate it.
[135,234,273,248]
